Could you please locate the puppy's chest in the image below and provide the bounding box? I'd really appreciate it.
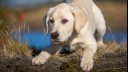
[65,38,84,49]
[59,41,83,54]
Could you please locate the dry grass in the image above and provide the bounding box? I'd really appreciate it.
[0,18,32,58]
[0,22,127,71]
[0,41,127,72]
[0,2,127,72]
[0,22,127,72]
[0,39,32,58]
[0,18,127,72]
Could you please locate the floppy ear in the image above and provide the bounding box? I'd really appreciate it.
[72,9,87,34]
[43,8,54,34]
[43,14,47,34]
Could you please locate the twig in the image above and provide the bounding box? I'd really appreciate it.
[108,26,116,42]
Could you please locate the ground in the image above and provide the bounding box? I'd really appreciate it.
[0,1,127,72]
[0,42,127,72]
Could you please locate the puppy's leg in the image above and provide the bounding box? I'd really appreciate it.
[93,5,106,47]
[80,36,97,71]
[70,38,79,51]
[32,44,62,65]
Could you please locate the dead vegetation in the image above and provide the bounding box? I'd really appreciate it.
[0,20,127,72]
[0,41,127,72]
[0,18,32,58]
[0,1,127,72]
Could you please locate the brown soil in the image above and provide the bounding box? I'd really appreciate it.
[0,42,127,72]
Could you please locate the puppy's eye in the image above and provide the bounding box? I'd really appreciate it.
[49,19,54,24]
[62,19,68,24]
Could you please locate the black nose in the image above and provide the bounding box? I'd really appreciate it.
[51,32,59,39]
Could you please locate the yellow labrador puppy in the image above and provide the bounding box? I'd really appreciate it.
[32,0,106,71]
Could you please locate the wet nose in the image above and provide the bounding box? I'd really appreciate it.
[51,32,59,39]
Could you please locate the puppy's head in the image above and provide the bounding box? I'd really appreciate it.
[44,3,86,42]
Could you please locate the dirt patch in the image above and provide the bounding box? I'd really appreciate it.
[0,42,127,72]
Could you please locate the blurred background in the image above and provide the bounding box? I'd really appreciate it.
[0,0,127,50]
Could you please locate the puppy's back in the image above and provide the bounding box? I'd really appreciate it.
[66,0,93,3]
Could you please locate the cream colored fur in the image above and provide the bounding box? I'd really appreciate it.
[32,0,106,71]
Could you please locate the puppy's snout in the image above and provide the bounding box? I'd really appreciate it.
[51,32,59,39]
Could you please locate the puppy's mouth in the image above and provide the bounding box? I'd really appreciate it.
[51,38,66,45]
[51,39,66,46]
[52,39,59,42]
[52,39,61,43]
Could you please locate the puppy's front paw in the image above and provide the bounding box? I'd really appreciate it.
[32,51,51,65]
[80,58,94,72]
